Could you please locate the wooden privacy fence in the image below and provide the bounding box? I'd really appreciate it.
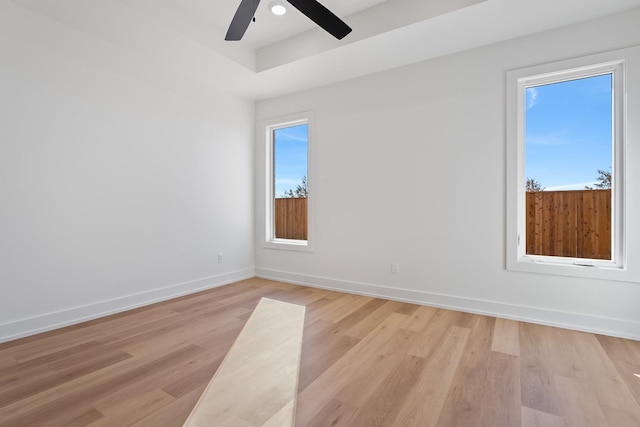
[526,189,611,259]
[275,198,307,240]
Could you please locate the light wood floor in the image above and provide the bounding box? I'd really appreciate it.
[0,278,639,426]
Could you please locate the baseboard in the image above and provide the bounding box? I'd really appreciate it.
[0,268,255,343]
[6,267,636,343]
[255,267,640,341]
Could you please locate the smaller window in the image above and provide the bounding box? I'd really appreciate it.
[264,114,313,251]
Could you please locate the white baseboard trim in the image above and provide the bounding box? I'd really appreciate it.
[255,267,640,341]
[0,268,255,343]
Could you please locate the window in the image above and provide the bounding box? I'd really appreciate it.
[264,113,313,250]
[525,72,617,263]
[506,47,640,281]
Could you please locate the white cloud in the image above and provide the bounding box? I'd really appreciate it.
[275,178,303,186]
[276,130,307,142]
[545,182,597,191]
[526,129,572,145]
[526,87,539,109]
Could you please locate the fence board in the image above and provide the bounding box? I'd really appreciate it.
[526,189,611,260]
[274,198,307,240]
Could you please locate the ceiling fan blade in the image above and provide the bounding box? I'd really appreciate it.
[286,0,352,40]
[226,0,261,41]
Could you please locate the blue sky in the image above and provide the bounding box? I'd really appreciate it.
[525,73,612,190]
[274,124,308,197]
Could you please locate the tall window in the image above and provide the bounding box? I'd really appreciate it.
[525,73,614,262]
[265,115,312,249]
[505,49,638,281]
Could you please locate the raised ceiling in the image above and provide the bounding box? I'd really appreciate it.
[8,0,640,99]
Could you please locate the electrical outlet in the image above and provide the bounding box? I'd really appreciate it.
[218,253,223,263]
[391,262,399,274]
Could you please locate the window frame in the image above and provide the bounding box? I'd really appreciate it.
[506,48,640,282]
[263,112,314,252]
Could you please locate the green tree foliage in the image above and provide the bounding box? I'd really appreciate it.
[283,176,308,198]
[585,169,612,190]
[526,178,545,192]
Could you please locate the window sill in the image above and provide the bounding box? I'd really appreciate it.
[263,239,313,252]
[506,255,639,282]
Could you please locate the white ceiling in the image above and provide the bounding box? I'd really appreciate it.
[9,0,640,100]
[197,0,390,49]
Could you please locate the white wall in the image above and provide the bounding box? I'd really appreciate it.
[2,3,638,343]
[255,9,640,339]
[0,4,255,342]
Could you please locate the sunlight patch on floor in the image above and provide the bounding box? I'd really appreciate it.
[183,298,305,427]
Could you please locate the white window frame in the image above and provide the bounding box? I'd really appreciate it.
[507,47,640,282]
[263,112,314,252]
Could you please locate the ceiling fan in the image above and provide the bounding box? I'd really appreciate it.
[225,0,352,41]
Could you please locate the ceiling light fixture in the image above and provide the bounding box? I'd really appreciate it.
[269,1,287,16]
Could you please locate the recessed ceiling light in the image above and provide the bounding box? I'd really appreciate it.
[269,1,287,16]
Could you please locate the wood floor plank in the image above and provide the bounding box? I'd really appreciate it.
[91,346,221,409]
[3,308,179,363]
[0,278,638,426]
[270,287,333,307]
[394,325,470,427]
[596,334,640,365]
[2,339,99,368]
[116,307,247,357]
[554,374,609,426]
[401,305,437,332]
[477,352,521,426]
[63,407,105,427]
[131,386,206,427]
[610,359,640,407]
[0,340,105,388]
[434,314,495,427]
[335,326,415,408]
[344,300,407,339]
[348,350,426,427]
[90,389,175,426]
[312,293,363,323]
[0,355,17,369]
[304,398,359,427]
[407,308,464,358]
[329,295,375,323]
[160,358,223,399]
[0,348,132,408]
[298,321,360,392]
[296,312,408,426]
[568,331,640,425]
[519,322,563,416]
[329,297,389,332]
[0,344,205,424]
[190,315,248,350]
[547,327,585,379]
[492,317,520,356]
[394,302,420,316]
[521,406,565,427]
